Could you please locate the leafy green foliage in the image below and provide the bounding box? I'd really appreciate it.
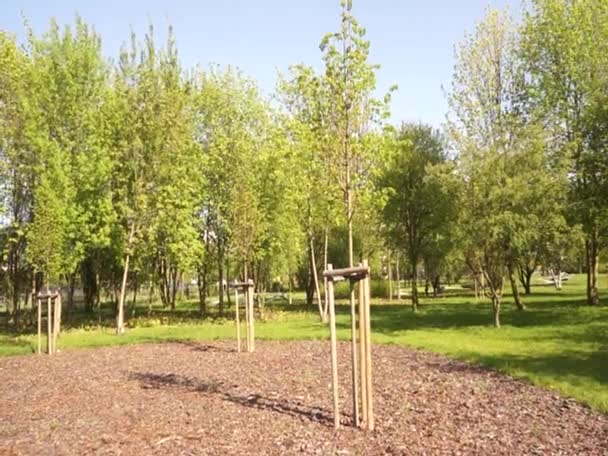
[377,123,458,309]
[522,0,608,304]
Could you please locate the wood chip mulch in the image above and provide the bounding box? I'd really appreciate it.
[0,340,607,455]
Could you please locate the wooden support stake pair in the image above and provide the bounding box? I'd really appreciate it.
[358,260,374,431]
[37,291,62,355]
[326,264,341,429]
[234,288,241,353]
[245,281,255,353]
[232,280,255,353]
[325,261,374,431]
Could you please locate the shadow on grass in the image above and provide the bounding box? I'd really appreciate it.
[0,301,230,336]
[128,370,337,426]
[329,294,607,334]
[462,349,608,387]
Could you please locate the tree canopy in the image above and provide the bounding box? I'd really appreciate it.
[0,1,606,330]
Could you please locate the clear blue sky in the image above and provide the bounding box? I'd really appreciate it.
[1,0,512,127]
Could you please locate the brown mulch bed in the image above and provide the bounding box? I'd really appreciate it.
[0,340,607,455]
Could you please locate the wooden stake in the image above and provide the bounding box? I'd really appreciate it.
[47,295,52,355]
[327,264,340,429]
[388,253,393,302]
[235,288,241,353]
[358,271,368,428]
[37,298,41,355]
[57,294,62,338]
[248,280,255,352]
[363,260,374,430]
[244,286,250,352]
[349,280,360,427]
[53,293,61,354]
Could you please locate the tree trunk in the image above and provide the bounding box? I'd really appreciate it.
[322,227,329,320]
[474,271,479,300]
[184,278,190,300]
[484,269,503,328]
[395,254,401,301]
[517,263,533,295]
[432,274,441,297]
[157,257,168,307]
[345,149,360,428]
[423,259,430,297]
[116,224,135,335]
[305,259,315,309]
[116,253,130,335]
[217,240,225,316]
[508,264,525,310]
[8,240,22,320]
[170,267,178,310]
[310,233,325,322]
[225,257,232,306]
[147,279,154,315]
[198,222,212,316]
[65,273,75,310]
[81,257,98,312]
[586,231,600,305]
[94,273,100,310]
[131,276,139,308]
[411,257,419,312]
[176,271,184,303]
[492,295,501,328]
[523,270,532,295]
[197,266,207,317]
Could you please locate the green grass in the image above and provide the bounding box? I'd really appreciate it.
[1,274,607,414]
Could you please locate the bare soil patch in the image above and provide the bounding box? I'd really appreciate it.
[0,340,607,455]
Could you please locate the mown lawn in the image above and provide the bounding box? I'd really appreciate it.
[1,274,607,413]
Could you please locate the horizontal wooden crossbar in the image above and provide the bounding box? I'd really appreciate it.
[323,265,369,281]
[36,292,61,300]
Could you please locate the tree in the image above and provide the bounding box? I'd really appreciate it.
[448,8,550,326]
[109,31,154,333]
[522,0,608,305]
[377,123,457,311]
[109,26,201,331]
[249,123,305,311]
[146,29,202,311]
[0,31,33,317]
[320,0,392,270]
[30,19,113,303]
[278,64,338,321]
[319,0,393,423]
[3,18,115,314]
[193,66,269,315]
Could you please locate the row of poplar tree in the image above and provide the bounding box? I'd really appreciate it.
[1,0,606,328]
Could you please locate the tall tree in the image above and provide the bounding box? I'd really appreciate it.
[147,29,202,311]
[0,32,33,317]
[13,18,113,308]
[448,8,551,326]
[278,64,338,320]
[193,66,269,315]
[377,123,457,311]
[522,0,608,305]
[109,26,201,331]
[319,0,393,425]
